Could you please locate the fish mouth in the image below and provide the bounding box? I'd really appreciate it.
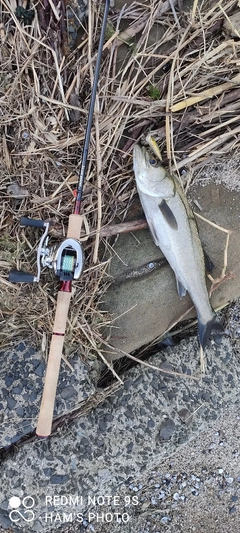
[133,144,151,170]
[133,142,162,171]
[146,135,162,161]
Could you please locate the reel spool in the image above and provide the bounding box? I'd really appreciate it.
[9,217,85,283]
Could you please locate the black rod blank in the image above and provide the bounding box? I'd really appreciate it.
[74,0,110,214]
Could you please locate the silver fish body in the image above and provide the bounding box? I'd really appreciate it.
[133,144,222,348]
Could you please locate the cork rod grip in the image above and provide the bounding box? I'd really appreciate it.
[67,214,83,240]
[36,291,72,437]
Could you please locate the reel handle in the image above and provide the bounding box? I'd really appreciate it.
[9,270,35,283]
[9,219,48,284]
[20,217,46,228]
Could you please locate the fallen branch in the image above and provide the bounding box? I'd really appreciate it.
[100,219,147,237]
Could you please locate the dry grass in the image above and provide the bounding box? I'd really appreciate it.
[0,0,239,360]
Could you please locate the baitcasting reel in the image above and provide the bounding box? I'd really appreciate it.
[9,217,85,283]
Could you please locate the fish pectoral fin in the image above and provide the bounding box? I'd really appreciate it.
[158,200,178,230]
[176,278,187,299]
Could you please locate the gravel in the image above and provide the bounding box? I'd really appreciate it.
[196,155,240,191]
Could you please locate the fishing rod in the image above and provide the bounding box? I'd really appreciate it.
[9,0,111,438]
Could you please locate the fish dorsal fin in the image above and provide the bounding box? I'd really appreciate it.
[176,278,187,299]
[159,200,178,230]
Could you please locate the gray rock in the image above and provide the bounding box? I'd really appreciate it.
[50,475,69,484]
[98,420,107,432]
[34,363,45,377]
[0,513,12,529]
[12,387,23,395]
[60,385,77,400]
[4,375,14,386]
[15,342,25,352]
[10,434,22,444]
[16,406,24,416]
[159,418,176,441]
[148,419,155,428]
[6,396,17,410]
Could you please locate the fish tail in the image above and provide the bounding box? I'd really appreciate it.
[198,314,224,349]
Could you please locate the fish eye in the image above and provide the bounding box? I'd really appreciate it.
[149,158,158,166]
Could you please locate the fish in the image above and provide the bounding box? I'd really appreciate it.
[132,143,223,349]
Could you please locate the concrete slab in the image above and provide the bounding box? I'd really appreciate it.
[0,336,239,532]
